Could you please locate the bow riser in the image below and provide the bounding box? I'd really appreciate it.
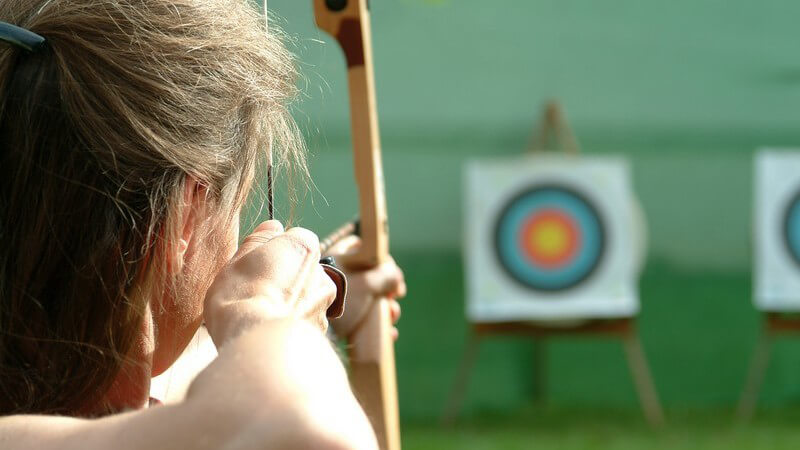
[313,1,400,449]
[314,0,388,269]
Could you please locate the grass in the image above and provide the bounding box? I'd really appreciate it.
[402,407,800,450]
[392,250,800,448]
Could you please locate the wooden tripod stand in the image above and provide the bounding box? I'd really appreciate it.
[737,312,800,421]
[441,318,665,427]
[444,101,663,427]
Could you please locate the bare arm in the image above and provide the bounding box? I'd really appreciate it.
[0,321,375,450]
[0,222,378,450]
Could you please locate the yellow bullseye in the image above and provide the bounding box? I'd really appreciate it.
[529,220,570,258]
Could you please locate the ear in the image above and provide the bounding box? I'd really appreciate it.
[168,176,207,275]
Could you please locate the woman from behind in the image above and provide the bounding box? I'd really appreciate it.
[0,0,396,448]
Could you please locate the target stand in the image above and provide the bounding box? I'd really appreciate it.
[738,150,800,421]
[737,313,800,422]
[443,103,664,427]
[442,318,663,426]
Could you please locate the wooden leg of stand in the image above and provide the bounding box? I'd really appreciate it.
[737,327,773,422]
[441,332,482,426]
[532,339,547,403]
[622,331,665,427]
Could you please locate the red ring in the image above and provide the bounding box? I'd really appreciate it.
[518,209,581,269]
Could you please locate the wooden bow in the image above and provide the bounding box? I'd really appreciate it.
[262,1,399,447]
[312,1,400,449]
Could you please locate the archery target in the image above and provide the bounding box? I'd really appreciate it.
[493,185,605,291]
[754,150,800,311]
[464,155,640,322]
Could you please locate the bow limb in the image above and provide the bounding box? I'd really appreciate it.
[313,1,400,449]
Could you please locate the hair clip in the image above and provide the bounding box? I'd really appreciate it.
[0,21,45,52]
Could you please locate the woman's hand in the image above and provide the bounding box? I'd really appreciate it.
[203,220,337,345]
[325,236,407,339]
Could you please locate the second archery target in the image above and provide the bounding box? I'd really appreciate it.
[754,150,800,311]
[782,189,800,269]
[464,155,642,322]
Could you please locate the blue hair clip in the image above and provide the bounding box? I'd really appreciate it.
[0,21,45,52]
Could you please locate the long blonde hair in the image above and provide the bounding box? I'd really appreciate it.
[0,0,304,414]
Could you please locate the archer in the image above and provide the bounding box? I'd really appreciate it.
[0,0,405,448]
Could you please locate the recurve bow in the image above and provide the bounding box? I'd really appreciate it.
[312,1,400,449]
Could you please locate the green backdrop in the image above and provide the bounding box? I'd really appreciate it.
[263,0,800,421]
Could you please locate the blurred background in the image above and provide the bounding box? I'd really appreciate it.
[265,1,800,448]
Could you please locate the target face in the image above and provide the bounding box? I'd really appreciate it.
[493,185,606,291]
[753,150,800,312]
[783,189,800,268]
[465,156,638,321]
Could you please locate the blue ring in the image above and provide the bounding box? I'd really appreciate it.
[493,185,606,292]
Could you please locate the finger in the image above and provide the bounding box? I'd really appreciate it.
[378,256,406,299]
[392,327,399,341]
[254,220,283,234]
[229,227,320,302]
[395,278,407,299]
[267,228,321,301]
[360,260,405,299]
[283,227,322,262]
[390,300,401,324]
[324,234,361,257]
[235,220,285,260]
[297,265,337,331]
[389,256,407,299]
[311,264,337,312]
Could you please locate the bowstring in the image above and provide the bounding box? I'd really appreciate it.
[264,0,274,221]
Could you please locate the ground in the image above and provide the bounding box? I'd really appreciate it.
[403,407,800,450]
[393,250,800,449]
